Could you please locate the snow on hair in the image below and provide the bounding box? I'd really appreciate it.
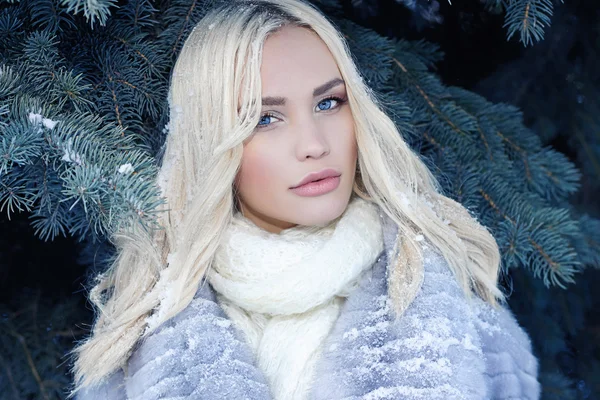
[67,0,505,395]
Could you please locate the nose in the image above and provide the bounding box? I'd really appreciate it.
[294,115,330,160]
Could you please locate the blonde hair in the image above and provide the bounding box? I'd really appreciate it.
[67,0,505,395]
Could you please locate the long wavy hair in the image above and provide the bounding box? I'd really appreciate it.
[67,0,505,395]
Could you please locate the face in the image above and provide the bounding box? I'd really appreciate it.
[234,25,358,234]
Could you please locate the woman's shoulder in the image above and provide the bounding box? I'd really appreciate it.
[469,294,541,398]
[413,244,541,398]
[419,243,538,364]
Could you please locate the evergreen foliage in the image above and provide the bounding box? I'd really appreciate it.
[474,1,600,396]
[0,0,598,398]
[497,0,561,46]
[350,0,563,46]
[0,288,88,400]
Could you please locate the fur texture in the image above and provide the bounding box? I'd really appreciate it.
[75,211,540,400]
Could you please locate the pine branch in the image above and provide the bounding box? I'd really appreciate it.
[372,37,585,286]
[25,0,77,33]
[59,0,118,28]
[504,0,561,46]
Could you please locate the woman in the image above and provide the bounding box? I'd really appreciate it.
[68,0,541,399]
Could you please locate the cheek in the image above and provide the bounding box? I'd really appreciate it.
[237,142,280,195]
[337,112,357,160]
[348,127,357,155]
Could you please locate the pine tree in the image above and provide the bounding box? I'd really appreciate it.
[474,1,600,396]
[0,0,598,398]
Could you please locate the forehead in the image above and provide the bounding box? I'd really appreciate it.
[260,26,341,95]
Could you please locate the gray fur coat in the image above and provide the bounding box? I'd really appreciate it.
[76,212,541,400]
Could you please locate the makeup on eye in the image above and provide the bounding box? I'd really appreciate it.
[257,95,348,129]
[260,78,345,106]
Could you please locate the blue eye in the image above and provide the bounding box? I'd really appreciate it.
[256,95,347,129]
[317,98,337,111]
[257,113,277,127]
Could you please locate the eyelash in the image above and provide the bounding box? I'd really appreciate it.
[256,95,347,129]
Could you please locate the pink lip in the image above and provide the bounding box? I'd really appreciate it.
[290,175,341,197]
[291,168,341,189]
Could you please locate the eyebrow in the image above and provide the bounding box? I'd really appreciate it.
[261,78,345,106]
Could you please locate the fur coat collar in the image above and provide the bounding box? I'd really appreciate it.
[76,211,541,400]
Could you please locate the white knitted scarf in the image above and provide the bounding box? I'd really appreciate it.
[207,196,384,400]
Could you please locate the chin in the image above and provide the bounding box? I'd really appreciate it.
[292,191,352,227]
